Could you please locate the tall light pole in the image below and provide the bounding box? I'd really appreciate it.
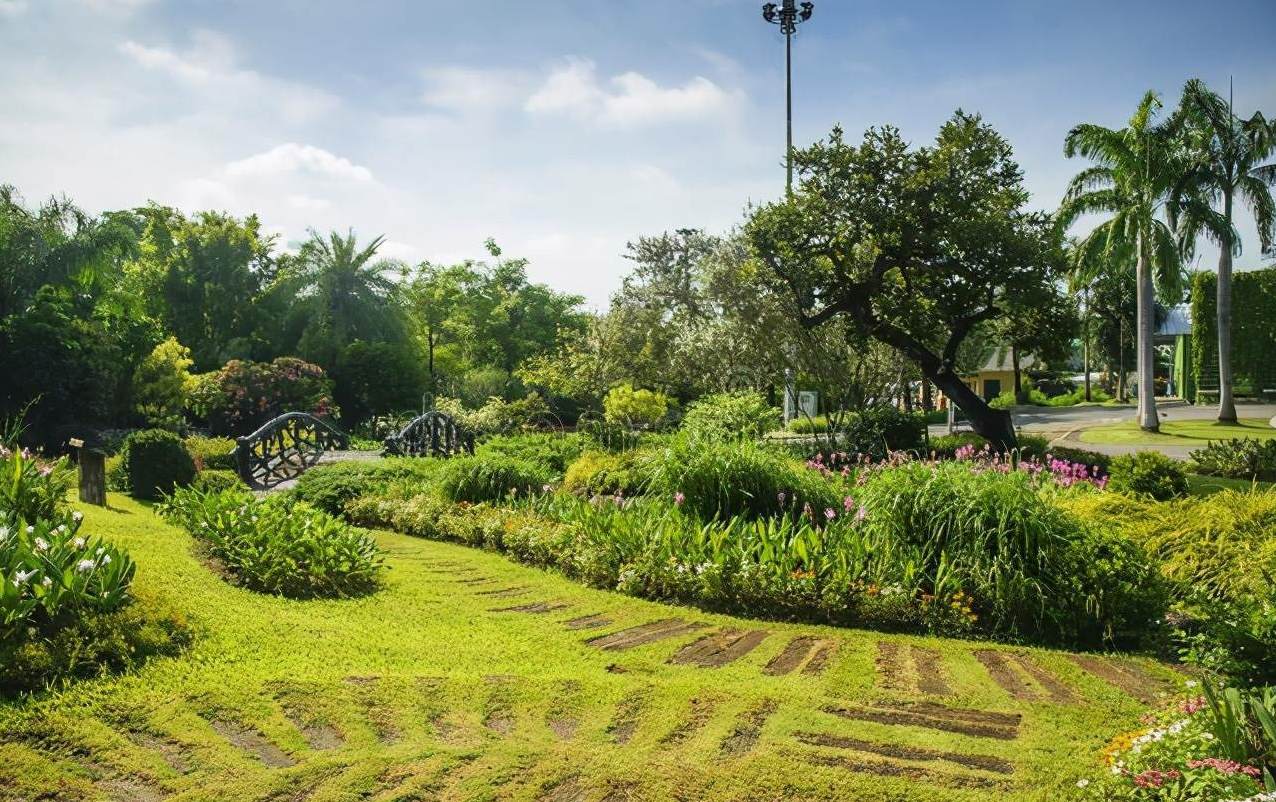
[762,1,814,196]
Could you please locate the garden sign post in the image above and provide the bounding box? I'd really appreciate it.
[69,437,106,506]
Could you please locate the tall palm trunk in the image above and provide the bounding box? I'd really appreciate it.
[1136,232,1160,431]
[1082,285,1092,402]
[1216,190,1237,422]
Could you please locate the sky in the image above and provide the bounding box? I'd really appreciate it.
[2,0,1274,308]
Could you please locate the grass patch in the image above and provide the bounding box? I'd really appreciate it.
[1079,418,1276,446]
[1188,474,1276,496]
[0,494,1188,801]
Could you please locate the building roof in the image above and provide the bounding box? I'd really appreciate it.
[975,350,1036,373]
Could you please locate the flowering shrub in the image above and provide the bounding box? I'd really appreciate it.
[1077,684,1273,802]
[188,357,336,436]
[159,486,384,599]
[0,444,182,695]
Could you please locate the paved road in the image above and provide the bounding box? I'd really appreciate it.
[930,401,1276,459]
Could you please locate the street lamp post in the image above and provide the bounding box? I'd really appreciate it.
[762,1,814,196]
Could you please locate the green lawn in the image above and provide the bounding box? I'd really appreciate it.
[1079,417,1276,446]
[1188,473,1276,496]
[0,495,1189,802]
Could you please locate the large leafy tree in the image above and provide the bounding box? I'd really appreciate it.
[1175,79,1275,421]
[747,111,1064,450]
[1059,91,1217,431]
[276,229,407,368]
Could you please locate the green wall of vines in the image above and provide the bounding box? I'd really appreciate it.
[1190,266,1276,400]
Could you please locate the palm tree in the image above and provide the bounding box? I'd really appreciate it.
[283,229,406,366]
[1174,79,1275,422]
[1059,91,1213,431]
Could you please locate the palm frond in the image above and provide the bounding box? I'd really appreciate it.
[1063,123,1132,167]
[1239,173,1276,251]
[1148,220,1184,302]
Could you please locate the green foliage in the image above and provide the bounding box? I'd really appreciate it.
[475,433,587,478]
[159,487,384,598]
[1061,489,1276,683]
[104,454,127,492]
[1109,451,1189,500]
[119,429,195,500]
[1190,438,1276,482]
[189,357,336,436]
[927,433,989,459]
[190,469,245,494]
[291,459,442,516]
[562,450,650,497]
[1202,684,1276,787]
[603,384,670,429]
[435,392,551,436]
[680,392,780,441]
[1191,269,1276,400]
[1045,386,1112,406]
[184,436,237,471]
[642,436,839,521]
[332,340,425,427]
[131,337,195,430]
[0,443,173,695]
[439,454,553,504]
[842,407,927,459]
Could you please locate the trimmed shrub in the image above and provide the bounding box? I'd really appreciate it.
[1044,444,1111,474]
[1109,452,1188,501]
[105,454,128,492]
[603,384,670,429]
[562,450,649,497]
[191,469,246,493]
[159,487,384,598]
[291,459,442,516]
[439,454,553,503]
[641,436,839,520]
[1189,438,1276,482]
[680,392,781,442]
[185,436,237,471]
[789,407,926,458]
[475,433,588,477]
[119,429,196,500]
[928,433,989,459]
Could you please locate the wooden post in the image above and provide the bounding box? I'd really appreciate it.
[69,439,107,506]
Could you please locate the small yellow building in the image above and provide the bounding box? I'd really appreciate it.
[936,352,1035,407]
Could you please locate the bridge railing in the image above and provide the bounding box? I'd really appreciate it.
[234,412,349,488]
[382,411,474,458]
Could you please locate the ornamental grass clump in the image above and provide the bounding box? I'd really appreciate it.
[159,486,384,599]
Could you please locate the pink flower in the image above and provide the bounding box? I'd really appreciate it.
[1180,696,1206,715]
[824,508,836,521]
[843,495,855,512]
[673,491,685,507]
[1186,758,1260,778]
[1132,769,1180,789]
[855,505,868,523]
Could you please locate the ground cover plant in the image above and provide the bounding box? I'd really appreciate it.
[0,493,1193,802]
[159,486,384,599]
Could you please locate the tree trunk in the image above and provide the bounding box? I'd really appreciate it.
[1217,191,1237,422]
[1083,286,1092,402]
[1117,317,1127,402]
[932,368,1017,450]
[1011,344,1024,405]
[1135,234,1159,431]
[921,379,933,413]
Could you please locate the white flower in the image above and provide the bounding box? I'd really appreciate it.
[100,554,111,566]
[76,559,95,573]
[95,547,105,556]
[1202,732,1215,741]
[1184,679,1199,688]
[1076,779,1090,788]
[41,576,52,588]
[25,525,34,534]
[55,524,66,534]
[0,526,10,542]
[14,568,37,584]
[34,537,49,552]
[74,537,86,549]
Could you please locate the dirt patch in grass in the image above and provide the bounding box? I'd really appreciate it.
[563,614,611,630]
[874,642,911,692]
[476,586,532,598]
[1010,655,1076,704]
[825,701,1020,741]
[764,636,817,676]
[274,685,345,751]
[207,719,296,767]
[911,647,951,696]
[720,699,778,757]
[1069,655,1167,704]
[343,676,400,743]
[670,630,768,668]
[588,619,708,651]
[492,601,572,614]
[124,729,191,774]
[661,695,718,745]
[538,776,589,802]
[803,641,836,675]
[457,577,495,585]
[95,776,168,802]
[606,690,648,745]
[974,650,1039,701]
[483,676,517,736]
[795,732,1014,774]
[801,751,1013,792]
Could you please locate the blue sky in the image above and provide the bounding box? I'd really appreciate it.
[2,0,1274,306]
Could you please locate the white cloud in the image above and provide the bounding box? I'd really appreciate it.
[0,0,29,17]
[227,143,374,183]
[421,66,529,112]
[79,0,157,13]
[525,57,743,127]
[287,194,331,212]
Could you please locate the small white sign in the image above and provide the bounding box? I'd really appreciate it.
[798,391,818,418]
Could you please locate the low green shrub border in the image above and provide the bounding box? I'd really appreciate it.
[191,469,246,493]
[159,487,385,599]
[185,436,238,471]
[291,459,442,516]
[475,433,588,478]
[120,429,195,500]
[439,454,554,503]
[561,450,650,497]
[1109,452,1189,501]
